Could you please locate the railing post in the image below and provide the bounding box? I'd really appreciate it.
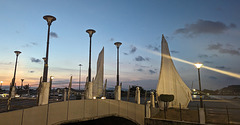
[179,103,182,121]
[226,105,230,124]
[146,101,151,118]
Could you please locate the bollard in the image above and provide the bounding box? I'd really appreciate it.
[146,101,151,118]
[150,92,155,108]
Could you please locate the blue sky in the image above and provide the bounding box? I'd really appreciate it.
[0,0,240,90]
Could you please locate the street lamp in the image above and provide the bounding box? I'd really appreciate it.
[114,42,122,86]
[49,76,54,93]
[42,15,56,82]
[79,64,83,91]
[194,63,203,108]
[86,29,96,82]
[0,81,2,90]
[7,50,21,110]
[21,79,24,89]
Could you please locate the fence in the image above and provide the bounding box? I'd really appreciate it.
[149,101,240,124]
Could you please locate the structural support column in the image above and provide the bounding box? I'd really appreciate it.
[135,87,140,104]
[150,92,155,108]
[115,85,121,100]
[199,108,205,124]
[38,82,50,105]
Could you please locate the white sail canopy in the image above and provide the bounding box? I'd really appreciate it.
[156,35,192,108]
[92,47,104,97]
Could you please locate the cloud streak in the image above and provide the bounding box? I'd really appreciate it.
[175,19,236,36]
[149,69,156,74]
[124,45,137,55]
[207,43,240,56]
[50,32,58,38]
[146,45,160,52]
[135,56,150,61]
[30,57,42,63]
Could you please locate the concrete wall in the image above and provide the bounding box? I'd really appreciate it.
[145,118,200,125]
[0,99,145,125]
[0,109,23,125]
[22,105,48,125]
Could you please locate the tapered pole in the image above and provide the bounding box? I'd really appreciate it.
[43,24,50,82]
[117,46,120,86]
[7,51,21,110]
[79,64,82,90]
[114,42,122,86]
[42,15,56,82]
[198,68,203,108]
[86,29,96,82]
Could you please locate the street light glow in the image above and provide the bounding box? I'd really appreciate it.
[50,76,54,79]
[195,63,203,69]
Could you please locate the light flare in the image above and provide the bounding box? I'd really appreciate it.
[140,47,240,79]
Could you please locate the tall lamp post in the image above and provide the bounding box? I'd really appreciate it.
[8,50,21,110]
[21,79,24,89]
[86,29,96,82]
[49,76,54,93]
[0,81,2,90]
[114,42,122,86]
[194,63,203,108]
[79,64,83,91]
[42,15,56,82]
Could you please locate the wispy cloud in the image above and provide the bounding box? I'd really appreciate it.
[110,38,114,42]
[209,76,217,79]
[170,50,179,54]
[124,45,137,55]
[149,69,156,74]
[175,19,236,36]
[28,70,35,73]
[203,61,213,64]
[207,43,240,56]
[135,56,150,61]
[22,42,38,48]
[0,62,13,65]
[146,44,160,52]
[130,45,137,54]
[198,54,208,58]
[137,68,143,72]
[30,57,42,63]
[50,32,58,38]
[215,66,230,70]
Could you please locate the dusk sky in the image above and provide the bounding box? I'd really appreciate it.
[1,0,240,90]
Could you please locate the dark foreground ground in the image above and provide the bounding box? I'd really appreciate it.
[61,116,137,125]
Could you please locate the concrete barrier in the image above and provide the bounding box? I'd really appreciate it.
[68,100,84,120]
[84,99,97,118]
[0,99,145,125]
[0,109,23,125]
[48,101,68,125]
[22,105,48,125]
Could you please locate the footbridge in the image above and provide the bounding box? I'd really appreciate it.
[0,99,145,125]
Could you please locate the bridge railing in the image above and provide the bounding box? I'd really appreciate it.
[0,99,145,125]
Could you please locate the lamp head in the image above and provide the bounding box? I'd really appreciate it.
[0,81,2,83]
[21,79,24,82]
[50,76,54,80]
[14,51,21,56]
[86,29,96,37]
[114,42,122,48]
[79,64,82,66]
[194,63,203,69]
[43,15,56,25]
